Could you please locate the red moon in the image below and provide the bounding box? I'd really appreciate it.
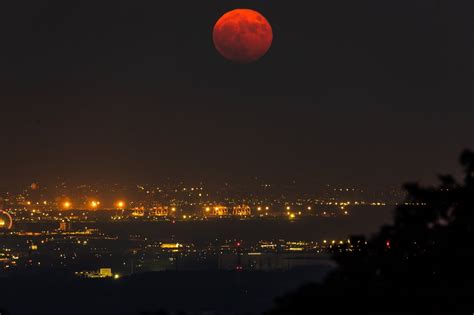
[213,9,273,63]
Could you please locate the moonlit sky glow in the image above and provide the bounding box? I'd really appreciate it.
[0,0,472,188]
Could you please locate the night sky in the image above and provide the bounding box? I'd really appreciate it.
[0,0,472,188]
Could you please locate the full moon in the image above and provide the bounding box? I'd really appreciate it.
[213,9,273,63]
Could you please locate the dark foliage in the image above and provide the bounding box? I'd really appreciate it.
[140,311,169,315]
[268,150,474,315]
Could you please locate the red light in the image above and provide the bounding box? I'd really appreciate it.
[236,242,241,247]
[386,240,391,249]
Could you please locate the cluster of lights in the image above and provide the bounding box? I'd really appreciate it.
[57,200,128,210]
[322,239,352,245]
[287,211,303,220]
[17,197,388,215]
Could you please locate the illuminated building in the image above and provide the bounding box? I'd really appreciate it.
[232,205,251,216]
[160,243,182,249]
[59,220,71,232]
[99,268,112,277]
[204,206,228,217]
[131,208,145,217]
[160,243,183,252]
[151,206,171,217]
[75,268,120,279]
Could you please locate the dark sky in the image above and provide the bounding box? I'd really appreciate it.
[0,0,472,188]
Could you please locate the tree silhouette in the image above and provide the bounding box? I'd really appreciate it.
[268,150,474,315]
[139,311,169,315]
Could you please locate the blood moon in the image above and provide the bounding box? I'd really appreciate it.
[213,9,273,63]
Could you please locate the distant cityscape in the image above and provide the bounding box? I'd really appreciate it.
[0,180,409,215]
[0,180,423,279]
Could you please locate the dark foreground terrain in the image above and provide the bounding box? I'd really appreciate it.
[0,268,332,315]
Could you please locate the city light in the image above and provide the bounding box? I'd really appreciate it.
[3,188,372,218]
[0,210,13,230]
[89,201,100,209]
[115,201,125,209]
[161,243,182,249]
